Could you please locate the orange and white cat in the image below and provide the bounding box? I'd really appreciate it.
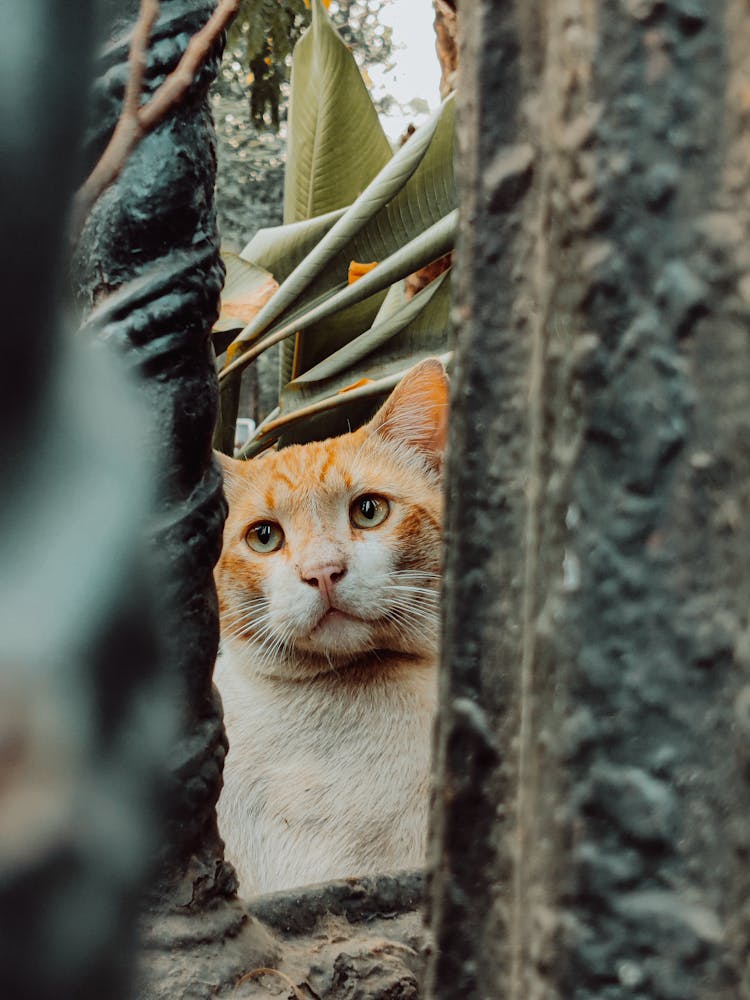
[214,359,448,894]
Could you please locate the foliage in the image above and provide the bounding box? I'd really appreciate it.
[214,0,455,456]
[220,0,395,129]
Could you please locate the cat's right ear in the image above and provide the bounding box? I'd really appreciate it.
[214,450,245,505]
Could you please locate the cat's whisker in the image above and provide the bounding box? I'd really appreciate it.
[223,618,270,643]
[382,612,433,652]
[384,598,440,620]
[385,586,439,598]
[385,597,438,616]
[251,618,299,673]
[382,605,438,647]
[393,587,438,600]
[229,601,271,618]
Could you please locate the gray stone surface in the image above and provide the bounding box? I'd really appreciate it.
[74,1,277,994]
[428,1,750,998]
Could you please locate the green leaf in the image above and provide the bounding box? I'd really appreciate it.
[230,96,453,364]
[221,209,457,380]
[238,349,454,457]
[214,252,278,333]
[292,269,451,384]
[287,92,456,380]
[239,207,346,285]
[284,0,392,224]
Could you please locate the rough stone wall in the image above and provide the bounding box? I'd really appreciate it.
[429,1,750,998]
[426,2,531,996]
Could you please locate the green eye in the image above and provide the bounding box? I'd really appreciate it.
[246,521,284,553]
[351,494,390,529]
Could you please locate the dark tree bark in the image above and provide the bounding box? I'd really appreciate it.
[429,1,750,998]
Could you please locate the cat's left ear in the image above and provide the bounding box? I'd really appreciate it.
[214,450,245,505]
[367,358,449,469]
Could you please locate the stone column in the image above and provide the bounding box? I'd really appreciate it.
[0,2,169,998]
[74,1,276,994]
[429,2,750,997]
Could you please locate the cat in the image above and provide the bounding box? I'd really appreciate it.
[213,358,448,895]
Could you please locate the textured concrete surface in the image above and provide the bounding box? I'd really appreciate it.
[429,2,750,998]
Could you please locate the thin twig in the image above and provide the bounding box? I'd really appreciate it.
[72,0,158,237]
[72,0,240,240]
[138,0,240,129]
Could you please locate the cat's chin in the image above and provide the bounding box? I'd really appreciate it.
[296,610,374,657]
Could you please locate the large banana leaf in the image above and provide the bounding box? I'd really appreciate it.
[222,96,456,380]
[284,0,391,224]
[222,209,456,379]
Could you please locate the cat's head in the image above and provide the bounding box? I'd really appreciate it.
[215,358,448,680]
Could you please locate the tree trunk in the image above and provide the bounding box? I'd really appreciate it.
[429,2,750,998]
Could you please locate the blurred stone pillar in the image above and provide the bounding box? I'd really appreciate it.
[0,2,168,998]
[429,1,750,997]
[74,1,275,995]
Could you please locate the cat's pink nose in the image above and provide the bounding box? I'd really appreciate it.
[300,564,347,602]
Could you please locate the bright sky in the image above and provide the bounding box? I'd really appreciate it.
[368,0,442,142]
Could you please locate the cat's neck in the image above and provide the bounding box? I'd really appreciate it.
[219,636,436,687]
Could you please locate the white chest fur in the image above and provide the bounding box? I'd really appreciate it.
[214,640,437,894]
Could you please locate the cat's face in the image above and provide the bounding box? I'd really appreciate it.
[215,359,448,679]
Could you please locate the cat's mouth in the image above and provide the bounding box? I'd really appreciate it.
[315,606,359,627]
[304,605,373,641]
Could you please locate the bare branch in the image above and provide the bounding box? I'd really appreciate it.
[139,0,240,130]
[72,0,159,237]
[72,0,240,241]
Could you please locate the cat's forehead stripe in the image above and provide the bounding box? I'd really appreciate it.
[274,470,296,490]
[318,444,336,481]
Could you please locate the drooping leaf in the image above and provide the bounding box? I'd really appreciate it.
[239,207,346,284]
[277,268,451,431]
[222,209,457,380]
[292,268,450,384]
[229,97,452,364]
[214,253,278,334]
[261,270,451,450]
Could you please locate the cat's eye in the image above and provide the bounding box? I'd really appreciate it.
[350,494,390,529]
[246,521,284,553]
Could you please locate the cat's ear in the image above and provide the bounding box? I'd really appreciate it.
[214,450,245,505]
[367,358,449,467]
